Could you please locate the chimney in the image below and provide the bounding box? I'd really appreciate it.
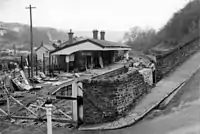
[68,29,74,44]
[41,41,44,46]
[92,29,98,39]
[100,31,105,40]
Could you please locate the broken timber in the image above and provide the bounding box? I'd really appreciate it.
[0,77,83,128]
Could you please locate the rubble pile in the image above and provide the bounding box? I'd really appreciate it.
[139,68,153,86]
[7,96,73,128]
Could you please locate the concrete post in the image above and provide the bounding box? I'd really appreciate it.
[72,80,78,122]
[45,104,53,134]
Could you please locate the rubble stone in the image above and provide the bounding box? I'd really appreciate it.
[155,37,200,81]
[82,69,151,124]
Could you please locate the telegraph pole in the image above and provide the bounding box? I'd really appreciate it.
[26,5,36,78]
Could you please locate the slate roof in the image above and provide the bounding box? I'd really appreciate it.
[51,38,131,54]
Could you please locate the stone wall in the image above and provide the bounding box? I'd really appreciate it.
[82,69,150,124]
[155,36,200,81]
[92,65,129,79]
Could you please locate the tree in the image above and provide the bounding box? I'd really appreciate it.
[124,0,200,54]
[123,27,157,52]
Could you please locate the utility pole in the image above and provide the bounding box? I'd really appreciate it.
[26,5,36,78]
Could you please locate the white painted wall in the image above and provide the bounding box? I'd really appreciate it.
[36,47,49,60]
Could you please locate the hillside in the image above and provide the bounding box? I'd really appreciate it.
[0,22,68,50]
[156,0,200,44]
[0,21,125,50]
[124,0,200,54]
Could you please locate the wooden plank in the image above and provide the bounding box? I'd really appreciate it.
[55,95,77,100]
[10,96,37,117]
[30,104,73,120]
[11,116,37,120]
[0,108,8,115]
[51,105,72,120]
[51,80,74,95]
[2,84,10,115]
[6,96,10,115]
[10,116,76,123]
[58,109,72,120]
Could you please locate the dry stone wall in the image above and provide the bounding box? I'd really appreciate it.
[92,65,129,79]
[81,69,151,124]
[155,37,200,81]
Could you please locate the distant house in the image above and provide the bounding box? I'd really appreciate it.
[0,49,14,56]
[50,30,131,72]
[35,43,55,61]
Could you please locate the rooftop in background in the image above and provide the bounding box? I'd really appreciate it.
[56,37,86,48]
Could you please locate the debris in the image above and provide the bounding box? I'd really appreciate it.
[139,68,153,85]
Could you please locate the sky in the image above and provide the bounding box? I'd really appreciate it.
[0,0,190,31]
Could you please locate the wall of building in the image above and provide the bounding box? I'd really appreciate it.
[36,47,48,61]
[82,69,151,124]
[155,37,200,81]
[57,55,66,71]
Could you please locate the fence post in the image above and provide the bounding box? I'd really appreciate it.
[36,55,38,76]
[49,54,51,77]
[43,54,45,74]
[6,94,10,116]
[3,80,10,116]
[45,104,53,134]
[21,56,23,70]
[52,56,54,77]
[72,80,78,123]
[27,55,30,78]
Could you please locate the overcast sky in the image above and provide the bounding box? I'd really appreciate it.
[0,0,190,31]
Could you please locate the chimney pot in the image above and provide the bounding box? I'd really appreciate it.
[68,29,74,44]
[100,31,105,40]
[92,29,98,39]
